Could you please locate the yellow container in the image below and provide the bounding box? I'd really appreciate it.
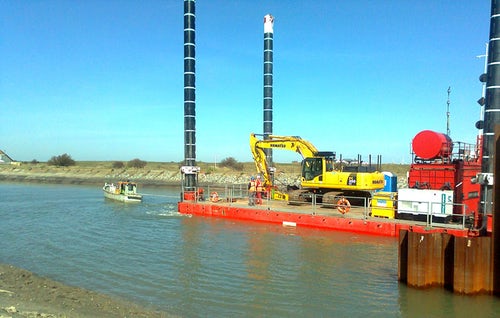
[371,192,397,219]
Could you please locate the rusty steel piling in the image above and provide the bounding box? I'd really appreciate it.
[399,231,494,294]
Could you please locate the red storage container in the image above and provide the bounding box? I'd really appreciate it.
[412,130,453,160]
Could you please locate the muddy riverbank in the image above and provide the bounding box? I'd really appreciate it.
[0,263,174,318]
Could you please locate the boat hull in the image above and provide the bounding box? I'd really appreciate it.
[103,190,142,202]
[102,181,143,203]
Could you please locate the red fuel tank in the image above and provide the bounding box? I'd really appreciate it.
[412,130,453,160]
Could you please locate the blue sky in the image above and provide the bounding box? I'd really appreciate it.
[0,1,491,164]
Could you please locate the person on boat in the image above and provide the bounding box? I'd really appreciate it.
[255,175,263,205]
[248,176,256,206]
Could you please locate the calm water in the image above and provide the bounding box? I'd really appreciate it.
[1,182,498,317]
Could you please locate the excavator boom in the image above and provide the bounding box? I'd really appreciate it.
[250,134,319,157]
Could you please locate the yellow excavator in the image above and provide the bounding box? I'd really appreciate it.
[249,133,385,206]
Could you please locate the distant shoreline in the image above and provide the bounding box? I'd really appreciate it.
[0,161,409,188]
[0,162,267,187]
[0,173,181,187]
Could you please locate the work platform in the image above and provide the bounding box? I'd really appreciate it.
[177,196,471,238]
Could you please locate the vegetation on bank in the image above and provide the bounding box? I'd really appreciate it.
[47,153,76,166]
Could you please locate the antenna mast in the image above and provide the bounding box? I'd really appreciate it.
[446,86,451,136]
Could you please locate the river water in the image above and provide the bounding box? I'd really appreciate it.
[1,182,498,317]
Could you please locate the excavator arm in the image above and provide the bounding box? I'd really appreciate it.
[250,133,319,157]
[249,133,321,187]
[249,133,273,187]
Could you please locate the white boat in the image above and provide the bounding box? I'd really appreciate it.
[103,181,143,202]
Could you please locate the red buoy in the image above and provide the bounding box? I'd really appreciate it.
[412,130,453,160]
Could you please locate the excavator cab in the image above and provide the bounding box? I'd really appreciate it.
[302,152,336,181]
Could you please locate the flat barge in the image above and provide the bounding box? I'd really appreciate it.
[177,197,474,238]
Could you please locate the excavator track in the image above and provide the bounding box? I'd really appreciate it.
[321,191,344,206]
[288,190,344,206]
[287,189,311,205]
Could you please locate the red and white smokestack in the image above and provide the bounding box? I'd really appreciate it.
[263,14,274,165]
[264,14,274,34]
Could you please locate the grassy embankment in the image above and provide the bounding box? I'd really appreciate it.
[0,161,410,187]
